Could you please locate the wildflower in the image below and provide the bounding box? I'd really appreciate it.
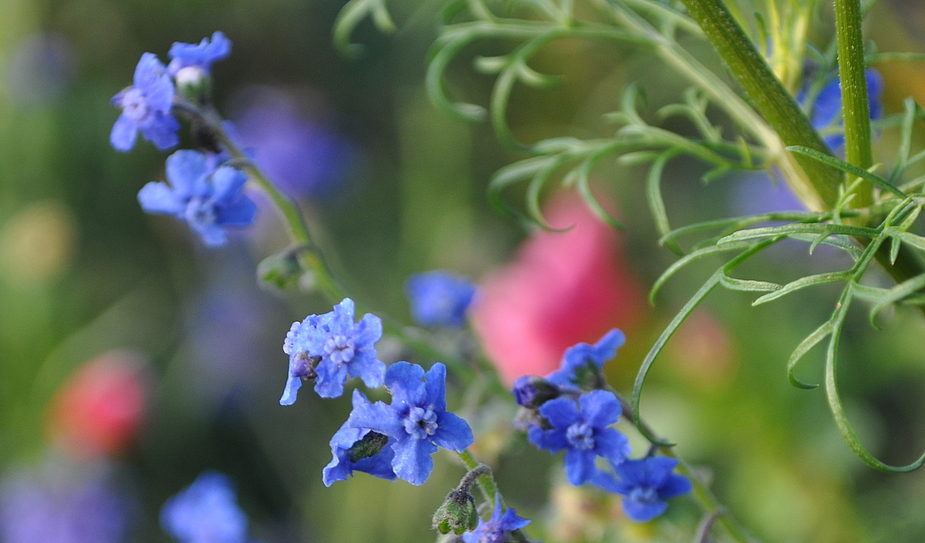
[160,472,248,543]
[528,390,630,486]
[137,150,257,246]
[322,392,397,486]
[591,456,692,522]
[279,298,384,404]
[346,362,474,485]
[405,270,476,328]
[462,495,531,543]
[110,52,179,151]
[167,31,231,77]
[548,328,625,390]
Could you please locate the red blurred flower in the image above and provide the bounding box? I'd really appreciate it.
[471,194,645,385]
[46,350,148,459]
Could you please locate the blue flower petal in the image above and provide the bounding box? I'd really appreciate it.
[622,498,668,523]
[563,448,598,485]
[110,114,138,152]
[166,150,209,199]
[385,361,427,407]
[579,390,621,428]
[279,374,302,406]
[391,434,437,485]
[139,112,180,150]
[432,411,474,452]
[215,194,257,226]
[538,397,581,428]
[137,181,183,215]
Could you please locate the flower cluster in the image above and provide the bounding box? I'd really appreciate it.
[280,299,474,486]
[138,150,256,246]
[279,298,385,404]
[112,33,255,247]
[513,328,692,522]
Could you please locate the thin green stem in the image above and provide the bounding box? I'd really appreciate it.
[834,0,874,207]
[457,449,498,505]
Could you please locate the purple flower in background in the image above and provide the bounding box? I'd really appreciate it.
[5,33,75,107]
[528,389,630,486]
[161,472,248,543]
[137,150,257,246]
[110,52,179,151]
[323,392,397,486]
[548,328,625,389]
[280,298,384,404]
[346,362,474,485]
[167,31,231,77]
[591,456,692,522]
[405,271,476,328]
[0,459,131,543]
[234,90,353,198]
[462,494,530,543]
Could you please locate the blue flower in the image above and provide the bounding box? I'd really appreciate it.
[160,472,248,543]
[548,328,625,389]
[527,389,630,486]
[346,362,474,485]
[462,495,530,543]
[405,271,476,328]
[591,456,692,522]
[807,68,884,150]
[111,52,180,151]
[167,31,231,77]
[323,391,397,486]
[137,150,257,246]
[279,298,385,404]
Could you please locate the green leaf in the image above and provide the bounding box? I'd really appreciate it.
[786,145,908,198]
[868,273,925,328]
[333,0,396,56]
[753,272,851,306]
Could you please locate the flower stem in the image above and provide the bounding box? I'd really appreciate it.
[834,0,873,207]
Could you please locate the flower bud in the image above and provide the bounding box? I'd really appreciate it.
[432,489,478,535]
[174,65,211,105]
[258,246,311,291]
[512,375,560,408]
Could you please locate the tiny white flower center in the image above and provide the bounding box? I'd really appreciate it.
[566,422,595,450]
[405,406,438,439]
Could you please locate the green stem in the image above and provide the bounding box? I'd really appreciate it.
[457,449,498,505]
[212,120,348,304]
[834,0,874,207]
[677,0,844,209]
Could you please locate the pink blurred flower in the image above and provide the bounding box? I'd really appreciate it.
[46,350,148,459]
[471,194,646,385]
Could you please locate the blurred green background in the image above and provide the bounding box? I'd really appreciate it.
[3,0,925,542]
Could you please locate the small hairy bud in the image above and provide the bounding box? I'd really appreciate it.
[433,489,478,535]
